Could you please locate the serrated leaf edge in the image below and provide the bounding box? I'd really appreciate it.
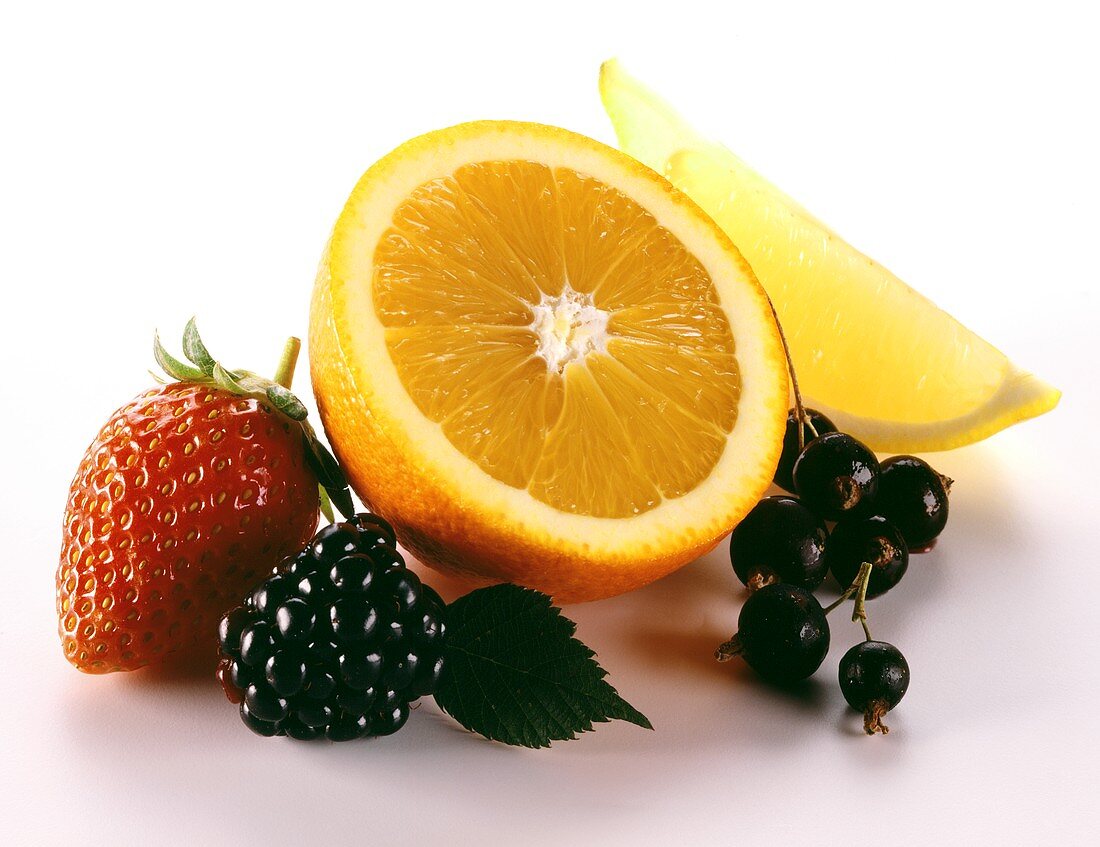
[435,585,653,748]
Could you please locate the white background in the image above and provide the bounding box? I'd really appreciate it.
[2,2,1097,844]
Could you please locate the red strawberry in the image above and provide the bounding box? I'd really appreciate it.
[57,322,351,673]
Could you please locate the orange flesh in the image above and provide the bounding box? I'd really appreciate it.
[372,160,741,518]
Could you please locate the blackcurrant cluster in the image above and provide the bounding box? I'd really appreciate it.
[721,408,949,734]
[216,513,447,741]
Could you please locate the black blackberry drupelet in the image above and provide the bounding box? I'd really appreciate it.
[217,514,446,741]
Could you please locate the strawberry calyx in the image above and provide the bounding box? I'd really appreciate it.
[154,318,354,522]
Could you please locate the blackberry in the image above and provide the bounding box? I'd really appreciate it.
[217,514,446,741]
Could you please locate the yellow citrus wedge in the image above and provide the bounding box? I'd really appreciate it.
[310,121,788,602]
[600,59,1060,452]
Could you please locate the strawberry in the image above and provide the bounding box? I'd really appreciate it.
[57,321,352,673]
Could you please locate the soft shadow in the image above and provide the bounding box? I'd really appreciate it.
[725,658,830,710]
[630,621,733,682]
[127,647,221,685]
[835,704,870,738]
[930,442,1024,561]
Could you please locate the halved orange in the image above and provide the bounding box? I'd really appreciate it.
[310,121,788,602]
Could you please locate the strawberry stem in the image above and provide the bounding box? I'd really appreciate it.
[274,338,302,389]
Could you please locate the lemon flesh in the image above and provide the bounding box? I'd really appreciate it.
[600,59,1059,452]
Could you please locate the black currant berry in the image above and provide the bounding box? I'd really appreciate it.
[876,455,951,550]
[218,514,446,742]
[828,516,909,598]
[793,432,880,521]
[717,583,830,683]
[774,408,837,492]
[729,496,829,591]
[838,640,909,734]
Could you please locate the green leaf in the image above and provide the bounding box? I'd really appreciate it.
[153,332,207,382]
[211,362,245,394]
[265,383,308,421]
[301,425,355,520]
[326,484,355,521]
[317,484,335,524]
[434,585,652,748]
[182,317,217,375]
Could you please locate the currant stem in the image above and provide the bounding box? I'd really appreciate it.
[852,564,874,642]
[715,634,742,662]
[765,297,808,450]
[274,337,302,389]
[823,561,873,615]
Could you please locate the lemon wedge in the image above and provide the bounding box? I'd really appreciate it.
[600,59,1059,452]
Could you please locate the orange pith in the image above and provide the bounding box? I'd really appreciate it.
[374,160,740,519]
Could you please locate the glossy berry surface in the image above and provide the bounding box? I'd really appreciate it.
[349,512,398,548]
[792,431,880,521]
[773,408,837,492]
[218,515,446,741]
[731,583,830,683]
[827,516,909,597]
[876,455,950,550]
[729,496,829,591]
[838,640,910,734]
[58,383,320,673]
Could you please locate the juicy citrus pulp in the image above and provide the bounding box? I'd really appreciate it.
[376,159,744,518]
[311,121,788,601]
[600,59,1060,453]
